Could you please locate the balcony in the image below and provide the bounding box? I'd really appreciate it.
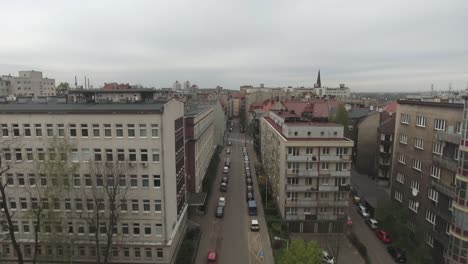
[317,214,339,221]
[431,180,455,198]
[320,154,351,162]
[286,185,317,192]
[317,200,348,207]
[338,184,351,191]
[287,155,318,162]
[433,155,457,172]
[330,171,351,177]
[298,170,319,177]
[285,200,318,207]
[285,215,306,221]
[379,158,391,166]
[436,131,461,145]
[318,185,339,192]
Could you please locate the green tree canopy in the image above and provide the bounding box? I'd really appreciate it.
[56,82,70,94]
[278,238,323,264]
[334,104,348,126]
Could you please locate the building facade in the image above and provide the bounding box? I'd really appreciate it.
[185,106,216,193]
[1,71,55,98]
[376,113,395,186]
[391,100,462,262]
[446,96,468,264]
[355,112,380,175]
[261,111,353,233]
[0,99,187,263]
[0,78,9,96]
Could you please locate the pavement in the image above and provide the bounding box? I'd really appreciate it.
[192,119,273,264]
[350,168,394,264]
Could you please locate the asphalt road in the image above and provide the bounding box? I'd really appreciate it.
[194,120,252,264]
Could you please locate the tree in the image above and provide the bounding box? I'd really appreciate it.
[77,160,134,264]
[56,82,70,95]
[334,104,348,127]
[278,238,323,264]
[324,233,343,264]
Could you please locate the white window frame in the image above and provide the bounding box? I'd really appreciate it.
[398,154,406,164]
[428,188,439,203]
[414,138,424,150]
[430,166,441,179]
[394,191,403,202]
[434,119,446,131]
[425,210,436,225]
[408,199,418,213]
[432,142,443,155]
[412,159,422,171]
[399,134,408,144]
[401,113,410,124]
[410,180,420,192]
[396,172,405,184]
[424,233,434,248]
[416,116,427,127]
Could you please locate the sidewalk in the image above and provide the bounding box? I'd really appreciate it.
[246,141,275,264]
[351,168,390,211]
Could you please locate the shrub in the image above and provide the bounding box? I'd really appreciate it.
[348,232,367,257]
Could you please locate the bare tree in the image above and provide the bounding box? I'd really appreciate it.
[324,233,343,264]
[78,160,134,264]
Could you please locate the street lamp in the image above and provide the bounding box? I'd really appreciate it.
[274,236,289,251]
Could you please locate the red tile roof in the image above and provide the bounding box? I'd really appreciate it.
[384,101,397,114]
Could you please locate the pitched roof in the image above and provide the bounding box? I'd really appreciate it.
[383,101,397,114]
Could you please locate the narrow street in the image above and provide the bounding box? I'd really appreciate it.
[193,119,273,264]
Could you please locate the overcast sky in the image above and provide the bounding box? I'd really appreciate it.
[1,0,467,92]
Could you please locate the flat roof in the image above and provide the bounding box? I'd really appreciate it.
[68,88,159,94]
[0,101,168,114]
[397,99,463,108]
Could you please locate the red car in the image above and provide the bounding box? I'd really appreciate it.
[207,251,217,264]
[376,229,392,244]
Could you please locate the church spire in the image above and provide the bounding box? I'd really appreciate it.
[316,70,321,88]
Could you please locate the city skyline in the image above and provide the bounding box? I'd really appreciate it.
[1,0,467,92]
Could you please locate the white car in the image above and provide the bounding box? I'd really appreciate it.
[250,219,259,231]
[225,148,231,154]
[244,156,249,161]
[357,205,370,218]
[223,166,229,173]
[218,197,226,207]
[365,218,379,230]
[322,250,335,264]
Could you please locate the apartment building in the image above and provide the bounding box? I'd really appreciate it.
[376,113,395,186]
[261,110,353,233]
[1,71,55,98]
[0,78,9,96]
[446,96,468,264]
[0,99,187,263]
[185,105,216,193]
[391,99,462,262]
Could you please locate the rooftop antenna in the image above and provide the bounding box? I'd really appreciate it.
[431,83,434,96]
[75,75,77,89]
[84,76,87,89]
[449,83,452,98]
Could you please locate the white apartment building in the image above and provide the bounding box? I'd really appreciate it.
[0,99,187,263]
[1,71,56,98]
[314,85,350,98]
[261,111,354,233]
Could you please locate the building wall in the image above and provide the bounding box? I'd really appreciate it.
[3,71,56,98]
[391,101,462,260]
[212,100,226,146]
[0,100,186,263]
[0,79,9,96]
[261,116,354,233]
[232,98,240,117]
[356,113,380,175]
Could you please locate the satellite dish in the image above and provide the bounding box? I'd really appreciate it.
[412,188,418,197]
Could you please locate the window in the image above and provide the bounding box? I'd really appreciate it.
[26,148,33,161]
[410,180,420,192]
[14,148,22,161]
[127,124,135,137]
[82,148,90,161]
[132,200,139,212]
[96,175,104,187]
[424,233,434,248]
[121,199,128,212]
[425,210,436,225]
[75,199,83,211]
[321,162,329,170]
[133,223,140,235]
[401,113,410,124]
[428,188,439,203]
[69,124,77,137]
[287,177,299,185]
[23,124,31,137]
[154,200,162,212]
[122,223,129,235]
[432,142,443,155]
[153,175,161,188]
[20,198,28,210]
[48,148,56,161]
[456,121,462,134]
[81,124,88,137]
[142,175,149,188]
[434,119,446,131]
[145,248,152,258]
[73,174,81,187]
[104,124,111,137]
[107,175,115,187]
[45,124,54,137]
[116,124,123,137]
[64,199,71,211]
[6,173,14,186]
[17,174,25,186]
[71,148,79,162]
[1,124,9,137]
[454,148,459,160]
[398,153,405,164]
[152,149,160,162]
[129,149,136,162]
[123,247,130,257]
[3,148,11,162]
[394,191,403,202]
[94,149,102,161]
[97,199,105,211]
[84,175,92,187]
[304,192,312,199]
[40,174,47,186]
[155,224,162,236]
[130,175,138,188]
[156,248,163,258]
[12,124,20,137]
[37,148,45,161]
[140,149,148,162]
[414,138,424,150]
[119,175,126,187]
[134,247,141,258]
[412,159,422,171]
[139,124,147,137]
[396,172,405,184]
[416,116,426,127]
[9,198,17,210]
[430,166,441,179]
[105,149,113,161]
[151,124,159,137]
[117,149,125,161]
[92,124,100,137]
[87,199,94,211]
[408,199,418,212]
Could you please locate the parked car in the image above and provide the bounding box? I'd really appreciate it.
[218,197,226,207]
[244,156,249,161]
[245,165,250,171]
[227,140,232,146]
[387,246,406,263]
[250,219,259,231]
[215,206,224,218]
[353,195,361,205]
[376,229,392,244]
[223,166,229,173]
[207,251,217,264]
[357,205,370,218]
[225,148,231,154]
[245,171,251,177]
[247,185,253,193]
[246,191,254,201]
[365,218,379,230]
[220,182,227,192]
[246,177,252,185]
[322,250,336,264]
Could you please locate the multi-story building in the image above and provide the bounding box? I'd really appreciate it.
[185,105,216,193]
[0,78,9,96]
[446,96,468,264]
[1,71,55,98]
[391,99,462,262]
[0,99,187,263]
[314,85,351,99]
[261,110,354,233]
[376,112,395,186]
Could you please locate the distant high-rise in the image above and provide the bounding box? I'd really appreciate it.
[1,70,55,98]
[172,80,182,91]
[183,81,190,90]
